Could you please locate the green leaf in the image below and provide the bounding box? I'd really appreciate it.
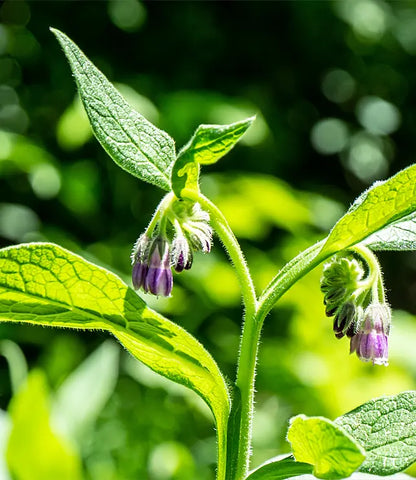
[50,28,175,191]
[0,242,230,476]
[52,340,119,441]
[0,340,28,395]
[336,391,416,475]
[6,370,83,480]
[363,211,416,251]
[171,117,254,197]
[276,473,414,480]
[245,455,312,480]
[287,414,365,479]
[320,164,416,255]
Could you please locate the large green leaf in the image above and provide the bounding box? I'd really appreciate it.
[245,455,312,480]
[321,164,416,255]
[0,242,230,478]
[287,415,365,479]
[171,117,254,197]
[363,211,416,251]
[6,370,83,480]
[51,28,175,191]
[336,391,416,475]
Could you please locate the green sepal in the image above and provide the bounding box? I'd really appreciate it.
[171,117,255,198]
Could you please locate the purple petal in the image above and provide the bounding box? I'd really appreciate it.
[132,262,147,290]
[174,251,185,273]
[145,266,173,297]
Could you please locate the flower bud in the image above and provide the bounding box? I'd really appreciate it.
[321,256,364,317]
[171,235,193,273]
[131,236,173,297]
[144,238,173,296]
[185,222,213,254]
[333,303,362,339]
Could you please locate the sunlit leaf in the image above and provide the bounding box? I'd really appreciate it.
[364,211,416,250]
[6,370,83,480]
[336,391,416,475]
[51,28,175,191]
[287,414,365,479]
[321,164,416,255]
[0,242,230,474]
[245,455,312,480]
[171,117,254,197]
[281,473,414,480]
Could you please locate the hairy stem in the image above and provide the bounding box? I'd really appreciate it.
[183,189,332,480]
[257,239,327,324]
[182,189,257,480]
[182,190,257,319]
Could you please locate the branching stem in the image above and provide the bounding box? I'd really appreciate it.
[183,189,331,480]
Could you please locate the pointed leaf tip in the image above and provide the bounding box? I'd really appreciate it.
[51,28,175,191]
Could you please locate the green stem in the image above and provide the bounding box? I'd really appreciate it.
[350,244,386,304]
[182,190,257,319]
[230,239,330,479]
[146,192,175,235]
[182,190,333,480]
[182,189,257,480]
[257,239,327,323]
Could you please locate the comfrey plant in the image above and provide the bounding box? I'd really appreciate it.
[1,28,416,479]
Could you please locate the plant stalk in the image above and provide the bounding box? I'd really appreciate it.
[183,189,332,480]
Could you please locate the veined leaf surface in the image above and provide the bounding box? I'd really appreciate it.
[321,165,416,255]
[287,415,365,479]
[51,28,175,191]
[336,391,416,475]
[172,117,254,197]
[363,211,416,251]
[0,243,230,477]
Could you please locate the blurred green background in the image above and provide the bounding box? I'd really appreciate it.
[1,1,416,479]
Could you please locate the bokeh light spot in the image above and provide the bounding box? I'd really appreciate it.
[394,10,416,55]
[0,104,28,133]
[149,442,194,479]
[335,0,389,42]
[345,132,388,182]
[356,96,401,135]
[322,69,356,103]
[310,118,349,155]
[0,0,30,26]
[29,164,62,199]
[108,0,146,32]
[0,204,39,241]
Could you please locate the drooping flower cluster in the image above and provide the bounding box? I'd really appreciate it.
[131,198,212,297]
[320,250,391,366]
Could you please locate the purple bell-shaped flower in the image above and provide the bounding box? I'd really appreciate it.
[350,303,390,366]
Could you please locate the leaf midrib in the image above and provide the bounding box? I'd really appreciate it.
[62,32,172,188]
